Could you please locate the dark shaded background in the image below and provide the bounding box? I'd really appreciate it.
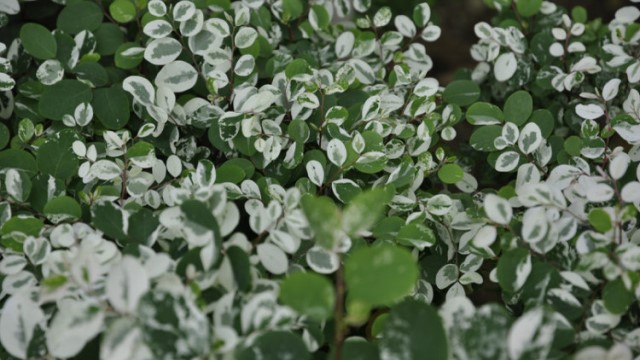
[374,0,622,82]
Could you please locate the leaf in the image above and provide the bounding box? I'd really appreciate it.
[335,32,355,59]
[575,103,604,120]
[495,151,520,172]
[516,0,542,17]
[154,60,198,93]
[436,263,459,289]
[237,331,310,360]
[285,58,312,80]
[91,160,122,180]
[92,85,131,130]
[279,272,335,320]
[92,201,128,241]
[57,1,103,34]
[494,52,517,82]
[503,90,533,125]
[44,196,81,223]
[305,160,324,187]
[379,299,448,360]
[301,195,341,249]
[443,80,481,106]
[396,222,436,250]
[438,164,464,184]
[518,122,543,154]
[106,256,150,313]
[39,80,92,121]
[123,75,155,105]
[109,0,137,23]
[342,188,390,236]
[282,0,304,21]
[497,248,531,293]
[0,294,45,359]
[394,15,416,38]
[37,138,79,181]
[345,244,418,306]
[332,179,362,203]
[470,125,502,152]
[100,318,143,360]
[234,27,258,49]
[19,23,57,60]
[483,193,512,225]
[412,3,432,27]
[354,151,388,173]
[46,300,104,359]
[306,245,340,274]
[144,38,183,66]
[466,102,504,125]
[256,242,288,275]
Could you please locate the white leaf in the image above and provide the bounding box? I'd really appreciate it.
[256,243,288,275]
[144,38,183,66]
[154,60,198,93]
[472,225,497,248]
[106,257,150,313]
[239,91,276,113]
[508,309,549,360]
[0,0,19,14]
[36,59,64,85]
[602,78,621,101]
[0,294,45,359]
[609,153,630,180]
[142,19,173,39]
[413,3,431,27]
[47,299,104,359]
[518,122,543,154]
[414,77,439,97]
[522,207,548,244]
[327,139,347,167]
[166,155,182,177]
[335,32,355,59]
[100,318,143,360]
[394,15,416,38]
[5,168,25,202]
[575,103,604,119]
[91,160,122,181]
[621,181,640,203]
[494,52,517,82]
[74,102,93,126]
[148,0,167,16]
[495,151,520,172]
[234,27,258,49]
[306,160,325,187]
[616,6,640,23]
[483,194,512,225]
[269,230,300,254]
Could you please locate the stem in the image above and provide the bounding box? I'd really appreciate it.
[333,261,345,360]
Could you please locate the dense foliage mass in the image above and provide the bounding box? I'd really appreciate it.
[0,0,640,358]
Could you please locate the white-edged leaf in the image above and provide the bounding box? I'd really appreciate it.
[47,299,104,359]
[100,318,144,360]
[0,0,19,14]
[335,32,355,59]
[154,60,198,93]
[173,0,195,21]
[234,54,255,77]
[306,160,325,187]
[306,245,340,274]
[394,15,416,38]
[495,151,520,172]
[74,102,93,126]
[148,0,167,16]
[123,75,155,105]
[518,122,543,154]
[166,155,182,178]
[575,103,604,119]
[327,139,347,166]
[522,207,548,244]
[106,257,150,313]
[602,78,621,101]
[483,193,512,225]
[91,160,122,181]
[0,294,45,359]
[234,27,258,49]
[609,153,630,180]
[144,37,183,66]
[36,59,64,85]
[436,264,459,289]
[143,20,173,39]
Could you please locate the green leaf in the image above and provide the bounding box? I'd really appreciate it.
[516,0,542,17]
[438,164,464,184]
[503,90,533,126]
[39,80,92,121]
[282,0,304,21]
[43,196,82,223]
[603,278,634,315]
[443,80,481,107]
[92,201,128,241]
[92,85,131,130]
[127,208,159,244]
[57,1,103,34]
[530,109,554,138]
[19,23,57,60]
[37,138,79,181]
[497,248,531,293]
[115,42,144,69]
[279,272,335,320]
[588,208,612,233]
[0,149,37,173]
[300,195,341,249]
[227,246,252,292]
[0,123,9,150]
[345,244,418,306]
[2,217,43,237]
[466,102,504,125]
[342,188,391,236]
[109,0,137,23]
[396,222,436,249]
[94,23,125,56]
[237,331,310,360]
[379,299,448,360]
[470,125,502,152]
[284,58,312,80]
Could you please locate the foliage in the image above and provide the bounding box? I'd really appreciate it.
[0,0,639,359]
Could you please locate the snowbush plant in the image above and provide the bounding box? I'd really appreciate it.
[0,0,640,358]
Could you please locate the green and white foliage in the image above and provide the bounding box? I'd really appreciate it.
[1,0,640,358]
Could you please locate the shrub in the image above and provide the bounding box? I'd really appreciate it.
[0,0,640,359]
